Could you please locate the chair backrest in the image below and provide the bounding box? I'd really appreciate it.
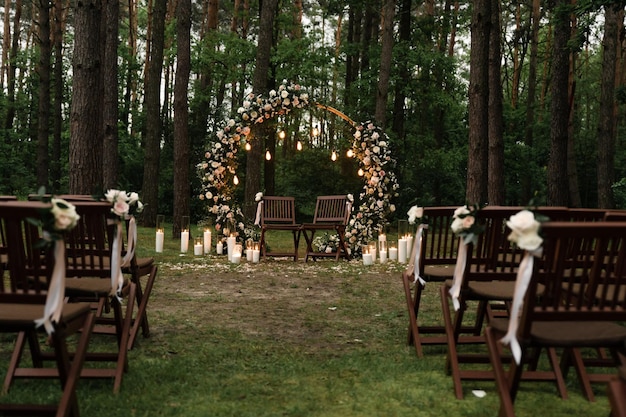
[0,201,53,299]
[312,195,350,225]
[418,206,458,269]
[261,196,297,226]
[519,221,626,337]
[64,201,114,279]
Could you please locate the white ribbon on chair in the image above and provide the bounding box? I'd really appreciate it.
[448,236,467,311]
[110,219,125,300]
[254,201,263,226]
[35,237,66,335]
[410,224,427,286]
[499,247,542,364]
[121,216,137,268]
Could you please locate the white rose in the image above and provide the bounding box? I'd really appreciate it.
[407,206,424,224]
[255,192,263,202]
[50,198,80,231]
[507,210,542,251]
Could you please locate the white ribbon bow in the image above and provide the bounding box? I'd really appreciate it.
[110,219,125,300]
[499,247,542,364]
[35,239,66,335]
[409,224,427,286]
[254,201,263,226]
[448,237,467,311]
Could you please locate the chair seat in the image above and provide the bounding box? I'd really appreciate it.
[491,318,626,347]
[65,277,114,295]
[423,264,455,281]
[468,281,516,300]
[0,302,91,329]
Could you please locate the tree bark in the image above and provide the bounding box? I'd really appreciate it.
[375,0,395,126]
[487,0,504,205]
[51,0,64,193]
[466,0,490,203]
[172,0,191,236]
[36,0,51,189]
[140,0,167,226]
[391,0,411,141]
[4,0,22,132]
[596,3,621,208]
[102,0,120,189]
[547,0,570,206]
[245,0,278,219]
[69,0,103,194]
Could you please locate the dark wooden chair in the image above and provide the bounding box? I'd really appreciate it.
[4,201,137,393]
[485,221,626,417]
[0,200,96,417]
[609,366,626,417]
[258,196,301,261]
[301,195,351,262]
[439,206,571,399]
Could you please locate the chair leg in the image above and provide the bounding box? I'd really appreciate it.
[440,285,464,399]
[403,273,423,357]
[485,327,516,417]
[128,264,157,350]
[111,282,136,394]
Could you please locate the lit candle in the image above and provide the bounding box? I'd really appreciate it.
[379,240,387,264]
[252,243,260,263]
[398,238,407,264]
[378,233,386,244]
[405,235,413,258]
[203,230,212,254]
[194,239,203,256]
[389,243,398,261]
[231,251,241,264]
[227,235,236,262]
[180,230,189,253]
[369,242,377,262]
[362,253,373,266]
[216,241,223,255]
[155,229,164,253]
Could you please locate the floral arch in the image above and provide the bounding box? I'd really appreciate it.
[197,81,399,254]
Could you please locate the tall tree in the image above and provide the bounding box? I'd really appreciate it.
[51,0,64,192]
[374,0,395,126]
[36,0,51,189]
[596,3,622,208]
[487,0,504,204]
[4,0,22,132]
[69,0,103,194]
[391,0,411,140]
[547,0,571,206]
[466,0,490,203]
[172,0,191,235]
[140,0,168,227]
[102,0,120,189]
[245,0,278,219]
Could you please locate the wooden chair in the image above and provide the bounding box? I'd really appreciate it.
[439,206,571,399]
[402,206,458,357]
[485,221,626,417]
[301,195,351,262]
[56,194,156,350]
[4,201,136,394]
[609,366,626,417]
[0,200,96,417]
[258,196,301,261]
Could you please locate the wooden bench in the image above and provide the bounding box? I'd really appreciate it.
[258,196,301,261]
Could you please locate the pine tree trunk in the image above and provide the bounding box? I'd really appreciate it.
[102,0,120,189]
[36,0,51,190]
[487,0,504,205]
[374,0,395,126]
[51,0,64,192]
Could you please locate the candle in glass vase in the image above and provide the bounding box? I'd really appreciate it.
[379,240,387,264]
[252,242,260,263]
[194,238,203,256]
[227,235,236,262]
[203,229,212,254]
[405,234,413,258]
[155,230,164,253]
[231,244,242,264]
[389,242,398,261]
[398,238,407,263]
[180,230,189,253]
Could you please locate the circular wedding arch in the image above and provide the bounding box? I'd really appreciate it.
[197,82,399,254]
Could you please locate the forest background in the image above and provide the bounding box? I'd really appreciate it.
[0,0,625,235]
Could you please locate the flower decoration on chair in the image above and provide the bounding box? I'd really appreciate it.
[407,205,424,225]
[449,203,484,311]
[103,189,144,299]
[346,122,399,254]
[450,203,484,244]
[407,205,426,284]
[500,209,547,364]
[29,196,81,334]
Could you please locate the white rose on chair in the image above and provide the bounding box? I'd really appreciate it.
[506,210,543,251]
[407,205,423,224]
[50,198,80,231]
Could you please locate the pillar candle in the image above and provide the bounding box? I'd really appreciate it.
[379,250,387,264]
[252,249,260,263]
[216,241,223,255]
[362,253,373,266]
[227,236,236,261]
[155,230,164,253]
[398,238,407,264]
[203,230,211,254]
[194,241,203,256]
[180,230,189,253]
[389,246,398,261]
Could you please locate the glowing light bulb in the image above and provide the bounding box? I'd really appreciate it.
[278,130,286,139]
[296,141,302,151]
[245,142,251,151]
[346,149,354,158]
[265,150,272,160]
[358,168,364,176]
[312,125,319,137]
[233,175,239,185]
[331,150,337,161]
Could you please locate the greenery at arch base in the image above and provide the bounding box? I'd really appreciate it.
[197,82,399,256]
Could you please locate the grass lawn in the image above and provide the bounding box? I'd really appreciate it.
[0,227,613,416]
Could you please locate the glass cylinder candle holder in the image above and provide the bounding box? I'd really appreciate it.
[155,215,165,253]
[398,219,408,241]
[180,216,190,253]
